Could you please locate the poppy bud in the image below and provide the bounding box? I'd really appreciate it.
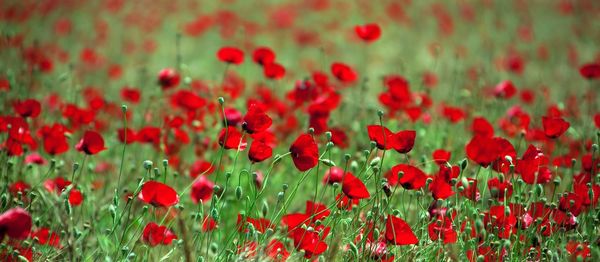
[370,157,381,167]
[210,243,218,254]
[73,162,80,172]
[382,183,392,197]
[261,200,269,217]
[592,144,599,153]
[344,154,351,161]
[235,186,242,200]
[553,177,561,186]
[121,105,127,113]
[143,160,153,170]
[325,131,332,141]
[153,168,160,177]
[162,159,168,168]
[218,97,225,105]
[321,159,335,167]
[308,127,314,135]
[460,158,468,170]
[282,184,288,191]
[377,110,384,118]
[277,192,284,202]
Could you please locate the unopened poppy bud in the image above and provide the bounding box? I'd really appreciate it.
[210,243,218,254]
[382,183,392,197]
[73,162,80,172]
[153,168,160,177]
[350,161,359,172]
[225,172,232,179]
[211,209,219,221]
[143,160,153,170]
[369,141,377,150]
[592,144,599,152]
[265,228,273,238]
[262,200,269,217]
[535,184,543,196]
[218,97,225,105]
[460,158,468,170]
[183,76,192,85]
[571,158,577,167]
[426,177,433,185]
[392,209,401,216]
[326,141,334,149]
[64,198,72,215]
[308,127,314,134]
[332,182,340,189]
[325,131,332,141]
[235,186,242,200]
[277,192,285,202]
[370,157,381,167]
[282,184,288,191]
[121,105,127,113]
[344,154,351,161]
[397,171,404,180]
[162,159,168,168]
[377,110,384,118]
[504,155,513,164]
[321,159,335,167]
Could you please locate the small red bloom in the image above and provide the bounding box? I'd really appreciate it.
[389,164,428,190]
[237,214,273,233]
[385,214,418,245]
[142,222,177,246]
[243,104,272,134]
[0,207,32,239]
[579,63,600,80]
[542,116,570,139]
[13,99,41,118]
[342,173,370,199]
[191,176,214,204]
[189,160,214,178]
[265,239,290,261]
[493,80,517,99]
[331,62,358,83]
[289,133,319,171]
[75,131,106,155]
[367,125,394,150]
[263,62,286,79]
[355,23,382,42]
[157,68,180,90]
[217,46,244,65]
[30,228,61,248]
[323,166,344,185]
[248,141,272,163]
[428,215,457,244]
[391,130,416,153]
[138,181,179,207]
[432,149,451,165]
[218,127,246,150]
[429,176,454,200]
[120,87,141,103]
[252,47,275,66]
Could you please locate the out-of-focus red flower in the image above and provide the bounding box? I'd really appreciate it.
[243,104,272,134]
[542,116,570,139]
[0,207,32,239]
[355,23,381,42]
[218,127,246,150]
[252,47,275,66]
[342,172,370,199]
[191,176,214,204]
[579,63,600,80]
[217,46,244,65]
[331,62,357,83]
[75,131,106,155]
[157,68,180,90]
[13,99,41,118]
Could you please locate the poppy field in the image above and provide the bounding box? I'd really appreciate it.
[2,0,600,261]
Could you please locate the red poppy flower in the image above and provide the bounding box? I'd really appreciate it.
[248,141,272,163]
[471,117,494,138]
[429,176,454,200]
[515,144,552,184]
[137,126,161,145]
[0,207,32,239]
[487,178,513,201]
[442,105,465,123]
[265,239,290,261]
[432,149,451,165]
[385,214,418,245]
[117,128,137,144]
[243,104,272,134]
[13,99,41,118]
[38,124,70,155]
[323,166,344,185]
[217,46,244,65]
[252,47,275,66]
[263,62,286,79]
[237,214,273,233]
[170,90,206,111]
[9,181,30,196]
[367,125,394,150]
[579,63,600,80]
[202,216,217,232]
[290,226,329,259]
[391,130,416,153]
[428,215,457,244]
[289,133,319,171]
[493,80,517,99]
[331,62,358,83]
[157,68,180,90]
[191,176,214,204]
[69,188,84,206]
[342,173,370,199]
[355,23,381,42]
[565,241,591,260]
[138,181,179,207]
[465,136,513,167]
[75,131,106,155]
[460,178,480,201]
[542,116,569,139]
[30,228,61,248]
[388,164,428,190]
[120,87,141,103]
[142,222,177,246]
[189,160,215,178]
[218,127,246,150]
